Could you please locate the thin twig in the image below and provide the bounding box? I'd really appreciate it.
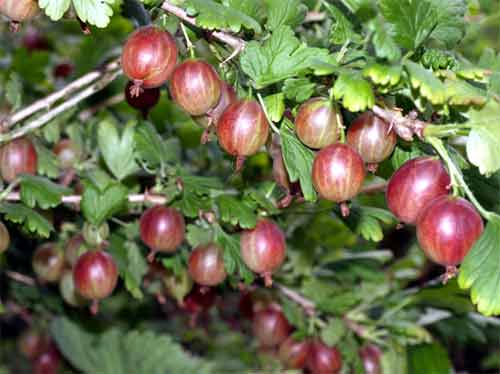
[78,93,125,122]
[276,284,316,316]
[5,270,36,286]
[3,60,121,129]
[0,70,122,143]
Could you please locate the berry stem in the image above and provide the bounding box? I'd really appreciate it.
[180,23,196,59]
[257,93,280,134]
[90,300,99,315]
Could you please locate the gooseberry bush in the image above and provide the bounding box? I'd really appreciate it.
[0,0,500,373]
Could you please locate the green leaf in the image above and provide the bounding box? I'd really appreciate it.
[186,224,213,247]
[186,0,262,33]
[282,78,315,102]
[81,180,128,226]
[72,0,115,28]
[216,195,257,229]
[465,101,500,175]
[265,0,307,31]
[50,317,215,374]
[280,119,316,202]
[427,0,467,48]
[240,26,330,88]
[214,225,254,284]
[0,203,53,238]
[363,63,402,87]
[333,72,375,112]
[379,0,437,50]
[20,175,71,209]
[5,73,22,111]
[404,61,446,105]
[381,343,408,374]
[34,143,60,179]
[444,80,487,106]
[263,93,285,123]
[225,0,267,24]
[323,2,356,45]
[38,0,71,21]
[135,122,180,169]
[98,119,140,180]
[280,295,306,331]
[372,20,401,62]
[407,343,452,374]
[458,216,500,316]
[391,145,426,170]
[109,234,148,299]
[343,205,397,242]
[320,318,347,347]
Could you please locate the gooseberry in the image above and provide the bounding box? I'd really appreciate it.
[59,268,86,307]
[32,343,60,374]
[252,307,291,348]
[307,339,342,374]
[386,157,450,224]
[64,233,87,266]
[279,337,310,369]
[0,0,39,31]
[53,139,81,169]
[360,344,382,374]
[17,329,47,359]
[169,59,222,116]
[240,219,286,286]
[188,243,227,287]
[125,81,160,118]
[0,137,38,182]
[295,98,340,149]
[32,243,65,283]
[73,250,118,314]
[139,205,185,261]
[121,25,178,97]
[195,82,237,128]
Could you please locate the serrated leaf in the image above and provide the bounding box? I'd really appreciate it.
[407,343,452,374]
[109,234,148,299]
[98,120,140,180]
[0,203,53,238]
[444,80,487,106]
[427,0,467,48]
[135,122,180,169]
[225,0,267,24]
[38,0,71,21]
[282,78,315,102]
[5,73,22,111]
[343,205,397,242]
[379,0,437,50]
[372,20,401,62]
[72,0,115,28]
[263,93,285,123]
[280,295,306,331]
[81,180,128,226]
[458,216,500,316]
[465,101,500,175]
[333,72,375,112]
[216,195,257,229]
[240,26,330,88]
[323,2,356,45]
[20,175,71,209]
[391,145,426,170]
[186,224,213,247]
[321,318,347,346]
[404,61,446,105]
[33,143,60,178]
[280,119,316,202]
[265,0,307,31]
[363,63,402,86]
[214,225,254,284]
[186,0,261,33]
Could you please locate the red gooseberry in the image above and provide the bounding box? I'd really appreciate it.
[139,205,185,261]
[0,0,39,31]
[32,243,65,283]
[60,268,86,307]
[240,219,286,286]
[252,307,292,348]
[64,233,87,267]
[195,82,237,129]
[307,339,343,374]
[188,243,227,287]
[53,139,81,169]
[416,196,483,278]
[0,137,38,182]
[121,25,178,97]
[32,343,61,374]
[346,111,397,171]
[386,157,450,224]
[169,59,222,116]
[295,97,340,149]
[125,81,160,118]
[360,344,382,374]
[73,250,118,314]
[279,336,310,369]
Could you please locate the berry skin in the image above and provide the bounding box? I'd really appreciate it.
[0,0,39,22]
[32,243,65,283]
[64,233,87,267]
[139,206,185,261]
[0,137,38,182]
[53,139,81,169]
[279,337,310,369]
[59,268,86,307]
[32,343,60,374]
[195,82,237,128]
[346,111,397,169]
[386,157,450,224]
[169,59,222,116]
[312,143,366,208]
[295,97,340,149]
[360,345,382,374]
[216,99,270,158]
[73,250,118,314]
[240,219,286,286]
[188,243,227,287]
[125,81,160,118]
[121,25,178,97]
[252,307,292,348]
[307,340,343,374]
[416,196,483,269]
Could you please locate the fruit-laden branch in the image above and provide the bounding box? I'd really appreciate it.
[2,60,121,129]
[372,105,427,141]
[0,69,122,144]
